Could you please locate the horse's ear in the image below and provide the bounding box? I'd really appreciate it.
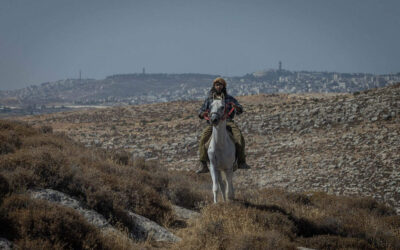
[213,93,217,100]
[221,93,225,100]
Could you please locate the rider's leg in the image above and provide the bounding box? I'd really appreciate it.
[197,125,212,173]
[227,121,250,169]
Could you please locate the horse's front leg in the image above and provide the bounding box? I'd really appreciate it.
[218,173,226,202]
[209,163,219,203]
[225,168,234,201]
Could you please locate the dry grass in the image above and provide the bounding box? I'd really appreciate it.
[161,169,211,210]
[0,194,144,250]
[175,189,400,249]
[0,194,109,249]
[0,120,175,247]
[1,119,400,249]
[174,202,297,250]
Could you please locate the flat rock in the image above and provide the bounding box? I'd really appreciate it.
[172,205,200,220]
[29,189,180,242]
[0,238,12,250]
[29,189,112,229]
[128,211,181,242]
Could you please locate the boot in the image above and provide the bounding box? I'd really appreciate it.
[238,162,251,170]
[196,161,209,174]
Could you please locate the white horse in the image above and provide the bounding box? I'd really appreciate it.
[207,94,236,203]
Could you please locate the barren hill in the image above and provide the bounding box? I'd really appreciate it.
[1,84,400,249]
[18,83,400,214]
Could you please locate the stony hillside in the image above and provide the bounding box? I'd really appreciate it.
[1,119,400,249]
[18,83,400,216]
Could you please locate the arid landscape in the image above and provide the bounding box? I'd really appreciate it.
[2,0,400,248]
[18,83,400,211]
[1,83,400,249]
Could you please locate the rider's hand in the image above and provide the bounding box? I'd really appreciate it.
[231,103,242,114]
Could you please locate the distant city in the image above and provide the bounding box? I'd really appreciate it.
[1,65,399,117]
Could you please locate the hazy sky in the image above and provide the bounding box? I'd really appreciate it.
[1,0,399,90]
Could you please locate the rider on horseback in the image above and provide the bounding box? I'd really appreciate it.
[196,77,251,174]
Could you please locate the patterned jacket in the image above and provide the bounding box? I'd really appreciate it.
[198,92,243,121]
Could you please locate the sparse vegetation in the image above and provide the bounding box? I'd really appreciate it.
[176,190,400,249]
[1,82,400,249]
[1,194,110,249]
[0,120,174,248]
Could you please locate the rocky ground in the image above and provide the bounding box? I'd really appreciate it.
[18,83,400,213]
[28,189,182,243]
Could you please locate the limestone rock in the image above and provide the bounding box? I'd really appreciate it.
[0,238,12,250]
[128,211,181,242]
[29,189,111,229]
[172,205,200,220]
[29,189,180,242]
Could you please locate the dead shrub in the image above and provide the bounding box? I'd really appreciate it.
[236,188,311,216]
[162,170,211,210]
[0,121,174,231]
[110,150,131,165]
[383,215,400,235]
[128,184,172,224]
[132,157,147,170]
[0,147,69,192]
[38,125,53,134]
[284,192,311,206]
[2,194,110,249]
[0,120,37,137]
[348,196,396,216]
[166,184,204,210]
[201,189,400,249]
[0,121,178,246]
[15,238,63,250]
[0,141,16,155]
[85,189,116,218]
[73,160,172,226]
[134,168,169,194]
[22,134,66,150]
[229,231,296,250]
[364,225,400,250]
[0,131,21,155]
[300,235,374,250]
[176,203,297,249]
[2,167,39,192]
[100,230,140,250]
[0,174,9,201]
[253,211,297,238]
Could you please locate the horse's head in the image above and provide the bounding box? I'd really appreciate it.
[210,93,226,126]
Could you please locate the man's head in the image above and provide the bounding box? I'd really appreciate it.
[213,77,227,94]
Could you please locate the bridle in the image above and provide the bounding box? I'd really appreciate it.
[204,102,235,121]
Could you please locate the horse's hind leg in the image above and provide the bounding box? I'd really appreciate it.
[209,165,219,203]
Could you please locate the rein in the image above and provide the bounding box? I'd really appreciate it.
[204,102,235,121]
